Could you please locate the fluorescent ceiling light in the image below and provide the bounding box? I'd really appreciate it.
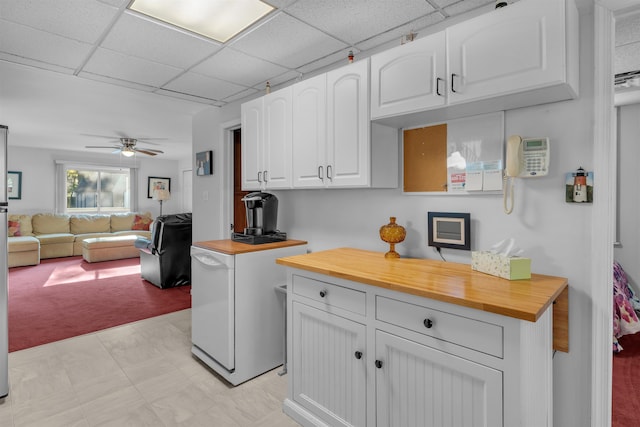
[128,0,274,43]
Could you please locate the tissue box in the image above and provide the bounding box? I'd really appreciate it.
[471,251,531,280]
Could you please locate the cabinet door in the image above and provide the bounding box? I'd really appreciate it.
[292,302,367,427]
[241,97,263,191]
[327,60,370,187]
[263,87,292,189]
[447,0,566,105]
[371,32,446,119]
[375,330,502,427]
[292,74,327,188]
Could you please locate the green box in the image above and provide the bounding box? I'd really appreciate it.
[471,251,531,280]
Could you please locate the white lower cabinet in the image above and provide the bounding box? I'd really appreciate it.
[284,271,553,427]
[375,330,502,427]
[291,302,367,427]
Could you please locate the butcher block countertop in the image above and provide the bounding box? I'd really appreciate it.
[193,239,307,255]
[276,247,568,336]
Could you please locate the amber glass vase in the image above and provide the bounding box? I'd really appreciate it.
[379,217,406,258]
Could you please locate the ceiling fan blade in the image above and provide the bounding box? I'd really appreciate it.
[85,145,121,149]
[134,149,159,156]
[138,148,164,153]
[112,149,123,154]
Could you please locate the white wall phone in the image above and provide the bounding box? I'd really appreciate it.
[503,135,550,214]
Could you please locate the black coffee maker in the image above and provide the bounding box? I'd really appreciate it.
[232,192,286,244]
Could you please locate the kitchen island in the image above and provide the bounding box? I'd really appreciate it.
[276,247,568,427]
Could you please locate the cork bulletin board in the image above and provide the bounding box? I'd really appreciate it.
[403,112,504,194]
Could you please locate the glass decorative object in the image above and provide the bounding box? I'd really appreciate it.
[379,216,406,258]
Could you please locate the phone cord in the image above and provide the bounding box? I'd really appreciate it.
[503,176,514,215]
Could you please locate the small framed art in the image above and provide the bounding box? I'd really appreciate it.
[8,171,22,200]
[147,176,171,199]
[196,150,213,176]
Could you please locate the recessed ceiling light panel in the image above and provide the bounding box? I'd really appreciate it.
[128,0,274,43]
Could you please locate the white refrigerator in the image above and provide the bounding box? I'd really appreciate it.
[0,125,9,398]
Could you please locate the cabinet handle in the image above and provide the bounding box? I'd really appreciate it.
[436,77,443,96]
[375,360,383,369]
[318,165,324,180]
[451,73,459,93]
[319,290,327,298]
[423,318,434,329]
[257,171,262,182]
[327,165,333,181]
[263,170,268,182]
[354,351,363,360]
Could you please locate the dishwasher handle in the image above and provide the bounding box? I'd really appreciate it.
[192,252,227,268]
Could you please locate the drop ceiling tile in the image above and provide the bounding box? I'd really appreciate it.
[230,12,348,69]
[616,43,640,74]
[83,48,184,87]
[154,88,220,105]
[616,12,640,47]
[192,47,289,87]
[285,0,435,45]
[429,0,458,7]
[0,20,94,69]
[101,12,221,69]
[442,0,497,17]
[164,72,249,101]
[296,48,360,75]
[264,0,298,8]
[222,87,261,103]
[77,71,157,92]
[355,12,445,52]
[1,0,121,43]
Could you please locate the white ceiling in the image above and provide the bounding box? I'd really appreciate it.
[0,0,637,160]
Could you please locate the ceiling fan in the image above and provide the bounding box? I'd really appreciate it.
[85,136,165,157]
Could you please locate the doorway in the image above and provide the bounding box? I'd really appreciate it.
[233,128,249,233]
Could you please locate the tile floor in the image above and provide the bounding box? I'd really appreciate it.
[0,309,300,426]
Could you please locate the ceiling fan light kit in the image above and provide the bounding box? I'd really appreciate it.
[85,136,164,157]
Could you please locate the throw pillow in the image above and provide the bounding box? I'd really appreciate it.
[132,214,152,231]
[8,220,21,237]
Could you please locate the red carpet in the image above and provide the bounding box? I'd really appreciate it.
[613,332,640,427]
[8,256,191,352]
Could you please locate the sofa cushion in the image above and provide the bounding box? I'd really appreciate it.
[111,212,152,232]
[8,236,39,252]
[8,220,21,237]
[70,214,110,234]
[36,233,75,245]
[110,213,136,232]
[8,214,33,236]
[32,213,70,235]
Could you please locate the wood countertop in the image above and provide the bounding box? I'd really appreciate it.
[276,247,568,324]
[192,239,307,255]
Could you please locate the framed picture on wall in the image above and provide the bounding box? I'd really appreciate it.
[147,176,171,199]
[196,150,213,176]
[8,171,22,200]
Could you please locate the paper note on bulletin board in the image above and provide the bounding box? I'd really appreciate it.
[403,111,504,194]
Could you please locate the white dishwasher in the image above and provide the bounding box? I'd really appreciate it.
[190,240,307,386]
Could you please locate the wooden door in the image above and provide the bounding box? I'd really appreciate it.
[234,129,249,233]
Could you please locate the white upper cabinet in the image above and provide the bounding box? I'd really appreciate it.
[326,59,371,188]
[447,0,576,104]
[371,31,446,118]
[292,74,327,188]
[263,88,293,189]
[241,87,293,191]
[241,97,263,191]
[370,0,578,125]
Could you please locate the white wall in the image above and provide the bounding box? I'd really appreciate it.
[615,102,640,293]
[7,146,188,217]
[191,5,597,427]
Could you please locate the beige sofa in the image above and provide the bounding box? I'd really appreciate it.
[7,212,153,268]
